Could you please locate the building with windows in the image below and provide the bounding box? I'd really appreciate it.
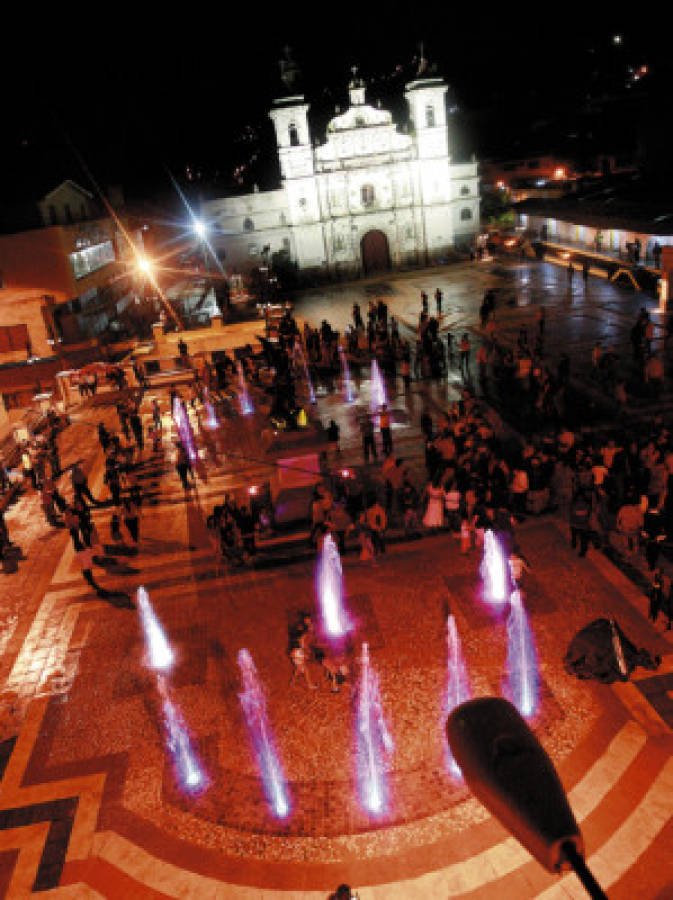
[203,67,479,279]
[0,188,145,364]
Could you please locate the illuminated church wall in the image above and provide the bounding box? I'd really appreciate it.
[204,73,479,277]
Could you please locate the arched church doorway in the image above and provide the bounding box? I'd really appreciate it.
[361,230,390,275]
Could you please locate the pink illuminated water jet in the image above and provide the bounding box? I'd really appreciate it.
[480,530,509,605]
[236,360,254,416]
[504,590,539,718]
[338,346,355,403]
[137,586,174,671]
[316,533,351,639]
[356,643,393,814]
[157,677,206,791]
[446,614,470,776]
[237,648,291,819]
[172,397,198,464]
[369,359,387,415]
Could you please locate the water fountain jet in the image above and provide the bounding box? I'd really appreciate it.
[238,648,291,818]
[137,586,174,671]
[356,643,393,814]
[446,614,470,776]
[369,359,388,415]
[338,345,355,404]
[504,589,539,718]
[481,530,509,605]
[316,533,351,639]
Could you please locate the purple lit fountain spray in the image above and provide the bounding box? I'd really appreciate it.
[297,345,316,405]
[237,648,291,819]
[316,533,351,639]
[172,397,198,464]
[203,387,219,429]
[480,530,509,605]
[157,677,206,791]
[445,614,470,776]
[369,359,387,416]
[504,589,539,718]
[236,360,254,416]
[338,345,355,404]
[136,587,206,792]
[137,586,174,671]
[356,642,393,815]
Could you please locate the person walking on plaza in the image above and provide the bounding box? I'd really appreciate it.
[122,497,140,545]
[361,415,377,463]
[175,441,195,490]
[75,545,109,597]
[642,495,666,571]
[71,461,100,506]
[21,444,37,490]
[130,408,144,451]
[362,498,387,556]
[459,333,471,379]
[379,404,393,456]
[569,488,592,557]
[435,287,443,315]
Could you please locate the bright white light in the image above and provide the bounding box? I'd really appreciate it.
[193,218,206,238]
[138,257,152,274]
[137,586,174,670]
[481,531,509,604]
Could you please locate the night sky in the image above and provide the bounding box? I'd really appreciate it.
[1,8,669,217]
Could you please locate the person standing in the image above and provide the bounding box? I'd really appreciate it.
[21,444,37,490]
[379,405,393,456]
[569,489,591,557]
[130,408,144,451]
[361,415,377,463]
[435,288,443,315]
[122,497,140,545]
[459,333,471,379]
[71,462,99,506]
[175,441,194,489]
[362,498,387,556]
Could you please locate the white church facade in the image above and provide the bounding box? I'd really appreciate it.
[203,71,479,279]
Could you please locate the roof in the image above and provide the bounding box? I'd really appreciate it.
[40,179,94,203]
[514,181,673,236]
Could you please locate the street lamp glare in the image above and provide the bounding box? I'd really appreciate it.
[138,257,152,274]
[193,219,206,238]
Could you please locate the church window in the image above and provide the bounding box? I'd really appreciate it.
[460,208,473,221]
[282,237,291,251]
[279,212,287,226]
[289,123,299,146]
[243,217,254,232]
[355,117,365,127]
[405,225,414,240]
[248,244,258,256]
[333,236,344,252]
[460,185,470,196]
[425,105,435,127]
[361,184,375,207]
[298,197,307,208]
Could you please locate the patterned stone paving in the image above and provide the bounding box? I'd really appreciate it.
[2,260,673,896]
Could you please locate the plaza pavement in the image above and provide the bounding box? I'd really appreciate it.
[2,259,673,898]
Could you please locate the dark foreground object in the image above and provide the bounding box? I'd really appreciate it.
[447,698,608,897]
[564,617,660,684]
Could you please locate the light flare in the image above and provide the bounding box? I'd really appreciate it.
[237,649,291,819]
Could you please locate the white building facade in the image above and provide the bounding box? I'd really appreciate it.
[204,74,479,279]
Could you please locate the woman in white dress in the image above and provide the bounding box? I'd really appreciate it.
[423,476,445,530]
